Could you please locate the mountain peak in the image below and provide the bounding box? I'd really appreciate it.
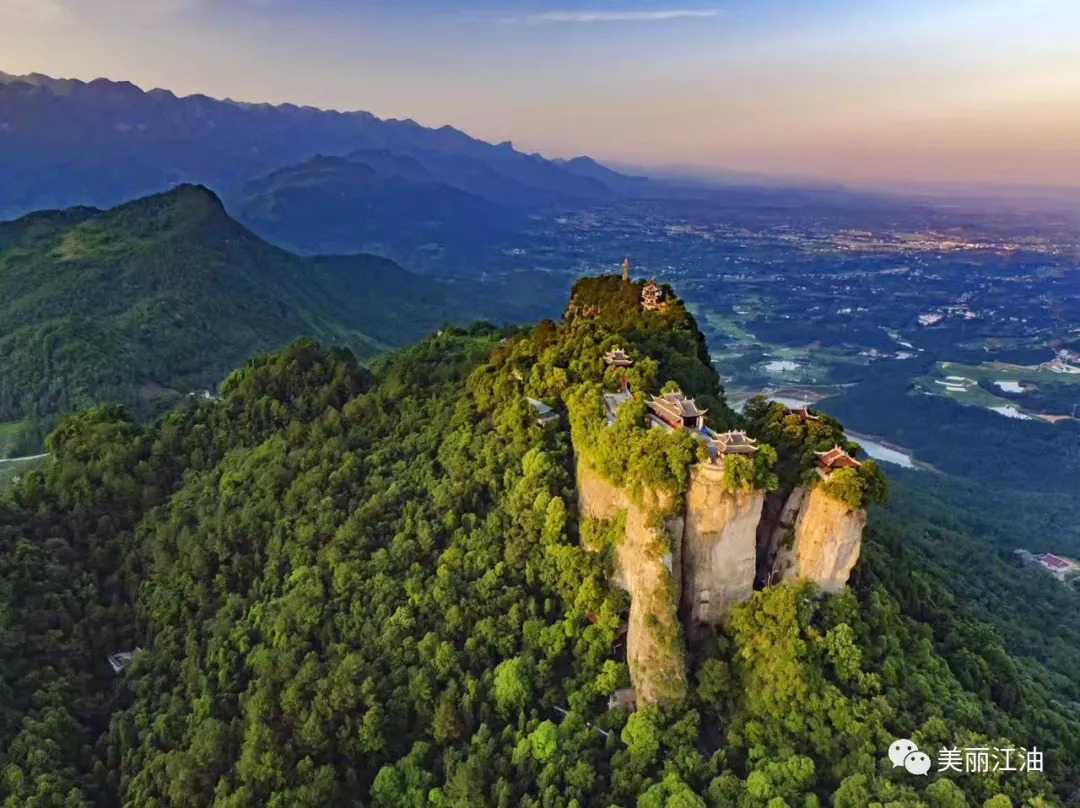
[163,183,226,209]
[103,183,232,236]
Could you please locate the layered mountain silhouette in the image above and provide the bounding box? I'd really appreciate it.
[0,71,642,224]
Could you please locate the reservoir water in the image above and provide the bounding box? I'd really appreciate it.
[732,394,919,469]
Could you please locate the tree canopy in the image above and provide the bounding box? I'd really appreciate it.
[0,280,1072,807]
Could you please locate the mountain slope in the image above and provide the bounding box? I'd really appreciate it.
[0,184,502,424]
[235,154,524,263]
[0,288,1073,806]
[0,71,631,220]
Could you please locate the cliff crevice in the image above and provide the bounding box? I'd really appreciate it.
[576,457,687,706]
[680,464,764,630]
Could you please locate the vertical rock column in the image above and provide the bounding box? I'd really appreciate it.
[770,486,866,593]
[680,464,764,628]
[576,458,687,706]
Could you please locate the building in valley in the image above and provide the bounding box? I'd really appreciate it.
[1034,553,1078,581]
[1014,549,1080,581]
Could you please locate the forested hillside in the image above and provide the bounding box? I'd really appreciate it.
[0,184,545,452]
[1,280,1076,807]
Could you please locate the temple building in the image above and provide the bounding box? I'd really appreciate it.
[107,647,143,674]
[603,347,634,367]
[788,405,821,422]
[603,388,632,424]
[713,430,759,456]
[622,257,631,282]
[815,446,861,477]
[1034,553,1077,581]
[527,397,559,426]
[647,390,708,430]
[642,279,664,311]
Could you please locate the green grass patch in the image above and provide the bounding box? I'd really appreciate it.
[0,419,26,457]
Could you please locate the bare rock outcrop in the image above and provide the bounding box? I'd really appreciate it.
[770,486,866,592]
[576,458,687,706]
[680,464,764,627]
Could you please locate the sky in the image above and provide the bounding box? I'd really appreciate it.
[3,0,1080,187]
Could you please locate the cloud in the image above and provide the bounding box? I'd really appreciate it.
[516,9,720,24]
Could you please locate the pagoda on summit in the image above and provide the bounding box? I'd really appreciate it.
[642,278,664,311]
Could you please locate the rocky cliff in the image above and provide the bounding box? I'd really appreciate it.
[577,451,867,706]
[770,486,866,593]
[576,458,687,706]
[679,464,764,630]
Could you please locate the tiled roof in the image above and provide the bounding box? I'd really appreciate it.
[650,391,707,420]
[815,445,861,469]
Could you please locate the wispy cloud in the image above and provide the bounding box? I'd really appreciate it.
[515,9,720,24]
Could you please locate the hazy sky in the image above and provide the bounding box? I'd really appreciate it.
[3,0,1080,187]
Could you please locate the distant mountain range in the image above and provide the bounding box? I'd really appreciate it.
[233,152,525,263]
[0,183,539,426]
[0,71,646,241]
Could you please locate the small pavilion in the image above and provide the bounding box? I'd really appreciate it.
[603,347,634,368]
[788,405,821,422]
[815,445,861,477]
[713,430,759,456]
[642,279,664,311]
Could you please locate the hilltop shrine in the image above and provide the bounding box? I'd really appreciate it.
[642,279,664,311]
[815,446,861,477]
[788,405,821,422]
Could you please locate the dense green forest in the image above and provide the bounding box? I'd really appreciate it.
[824,371,1080,549]
[1,278,1076,806]
[0,184,552,454]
